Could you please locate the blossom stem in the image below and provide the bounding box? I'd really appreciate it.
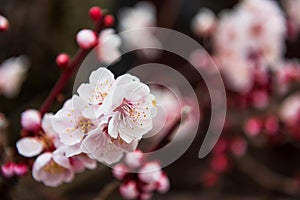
[39,15,106,115]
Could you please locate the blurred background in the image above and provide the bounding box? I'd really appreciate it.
[1,0,300,199]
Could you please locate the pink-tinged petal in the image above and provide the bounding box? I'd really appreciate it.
[16,137,43,157]
[32,153,52,181]
[112,164,129,180]
[53,152,71,169]
[89,67,115,87]
[43,173,65,187]
[119,130,135,143]
[52,108,83,146]
[77,83,95,104]
[33,153,52,170]
[41,113,58,138]
[108,115,119,139]
[76,154,97,170]
[81,104,106,120]
[120,181,139,200]
[64,170,74,183]
[63,144,82,157]
[70,157,85,173]
[157,174,170,193]
[81,131,123,164]
[138,162,162,183]
[116,74,140,86]
[99,145,123,165]
[113,138,138,153]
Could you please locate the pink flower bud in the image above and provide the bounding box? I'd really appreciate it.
[212,139,228,155]
[140,193,152,200]
[157,174,170,193]
[265,116,279,135]
[120,181,139,200]
[201,170,219,188]
[1,162,14,178]
[244,118,262,137]
[21,109,41,131]
[0,15,9,32]
[104,15,115,27]
[56,53,70,69]
[112,164,128,180]
[252,90,269,109]
[89,6,102,22]
[138,162,162,183]
[125,150,144,168]
[76,29,97,49]
[230,138,247,157]
[13,163,28,176]
[210,153,229,173]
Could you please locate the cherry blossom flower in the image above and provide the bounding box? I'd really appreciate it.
[52,95,99,146]
[0,56,29,98]
[17,113,58,158]
[97,29,122,64]
[107,74,156,143]
[211,0,286,92]
[77,67,115,118]
[113,151,170,199]
[192,8,216,37]
[81,123,138,165]
[118,1,161,58]
[32,152,74,187]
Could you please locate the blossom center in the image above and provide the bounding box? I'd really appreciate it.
[42,160,67,175]
[77,118,94,133]
[115,98,141,122]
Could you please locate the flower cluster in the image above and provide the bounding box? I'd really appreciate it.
[113,150,170,200]
[193,0,286,93]
[16,67,156,187]
[191,0,300,190]
[118,1,161,58]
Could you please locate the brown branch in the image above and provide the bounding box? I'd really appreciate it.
[39,14,106,115]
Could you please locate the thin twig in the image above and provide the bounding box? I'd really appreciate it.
[39,15,106,115]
